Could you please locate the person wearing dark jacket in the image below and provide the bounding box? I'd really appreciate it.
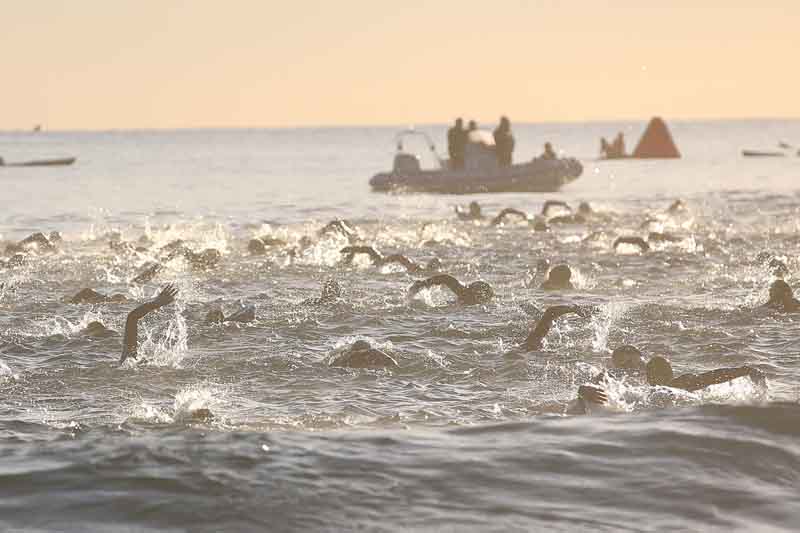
[447,118,467,170]
[493,116,515,167]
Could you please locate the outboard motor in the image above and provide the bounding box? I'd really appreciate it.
[393,153,421,175]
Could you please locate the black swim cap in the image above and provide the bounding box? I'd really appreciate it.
[612,345,644,369]
[646,356,674,386]
[468,281,494,303]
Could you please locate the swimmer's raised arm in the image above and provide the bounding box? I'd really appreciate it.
[19,232,56,250]
[670,366,764,392]
[121,284,178,363]
[340,246,383,265]
[541,200,571,216]
[382,254,421,272]
[523,304,595,351]
[613,236,651,252]
[319,220,356,239]
[408,274,466,300]
[491,208,529,226]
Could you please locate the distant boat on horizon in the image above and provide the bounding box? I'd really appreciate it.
[0,157,76,167]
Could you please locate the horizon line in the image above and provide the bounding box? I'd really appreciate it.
[2,115,799,134]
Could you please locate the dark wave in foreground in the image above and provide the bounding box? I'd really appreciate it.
[1,403,798,532]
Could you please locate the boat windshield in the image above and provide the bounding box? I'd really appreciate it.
[394,130,443,170]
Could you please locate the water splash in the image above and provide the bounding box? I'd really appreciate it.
[0,359,18,382]
[591,302,629,352]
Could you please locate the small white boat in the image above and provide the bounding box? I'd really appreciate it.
[369,130,582,194]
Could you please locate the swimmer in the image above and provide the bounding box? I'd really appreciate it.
[548,212,587,225]
[667,199,686,213]
[490,208,530,226]
[408,274,494,305]
[542,200,591,224]
[522,304,595,351]
[6,232,57,254]
[581,352,766,406]
[541,200,572,217]
[613,236,651,252]
[340,246,441,274]
[644,356,765,391]
[570,345,648,411]
[0,253,26,269]
[132,247,221,284]
[524,259,552,288]
[329,340,399,370]
[318,220,358,241]
[455,201,483,221]
[763,280,800,312]
[69,288,128,304]
[248,236,288,255]
[646,232,682,243]
[82,321,116,338]
[206,304,256,324]
[540,264,575,291]
[120,284,179,363]
[301,279,344,306]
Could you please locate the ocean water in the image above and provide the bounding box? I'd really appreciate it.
[1,120,799,531]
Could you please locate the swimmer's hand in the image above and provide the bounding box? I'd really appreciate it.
[153,284,179,308]
[121,283,179,364]
[578,385,608,404]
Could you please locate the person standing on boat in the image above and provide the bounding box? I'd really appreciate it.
[541,142,557,160]
[493,116,515,167]
[447,118,467,170]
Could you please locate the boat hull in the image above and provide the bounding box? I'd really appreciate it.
[3,157,76,167]
[370,157,583,194]
[741,150,785,158]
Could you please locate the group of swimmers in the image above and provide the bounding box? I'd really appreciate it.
[1,198,792,416]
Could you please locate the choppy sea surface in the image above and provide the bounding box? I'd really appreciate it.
[1,120,799,531]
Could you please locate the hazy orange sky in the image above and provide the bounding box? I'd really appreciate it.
[3,1,798,129]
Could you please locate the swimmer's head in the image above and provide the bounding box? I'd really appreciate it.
[191,408,214,421]
[467,281,494,304]
[532,219,550,232]
[351,340,371,351]
[578,202,593,215]
[646,356,674,386]
[206,309,225,324]
[469,201,481,216]
[611,345,645,370]
[548,264,572,285]
[85,321,113,338]
[768,280,793,304]
[248,238,266,255]
[321,279,343,300]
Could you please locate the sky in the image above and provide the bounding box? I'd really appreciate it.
[2,1,799,130]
